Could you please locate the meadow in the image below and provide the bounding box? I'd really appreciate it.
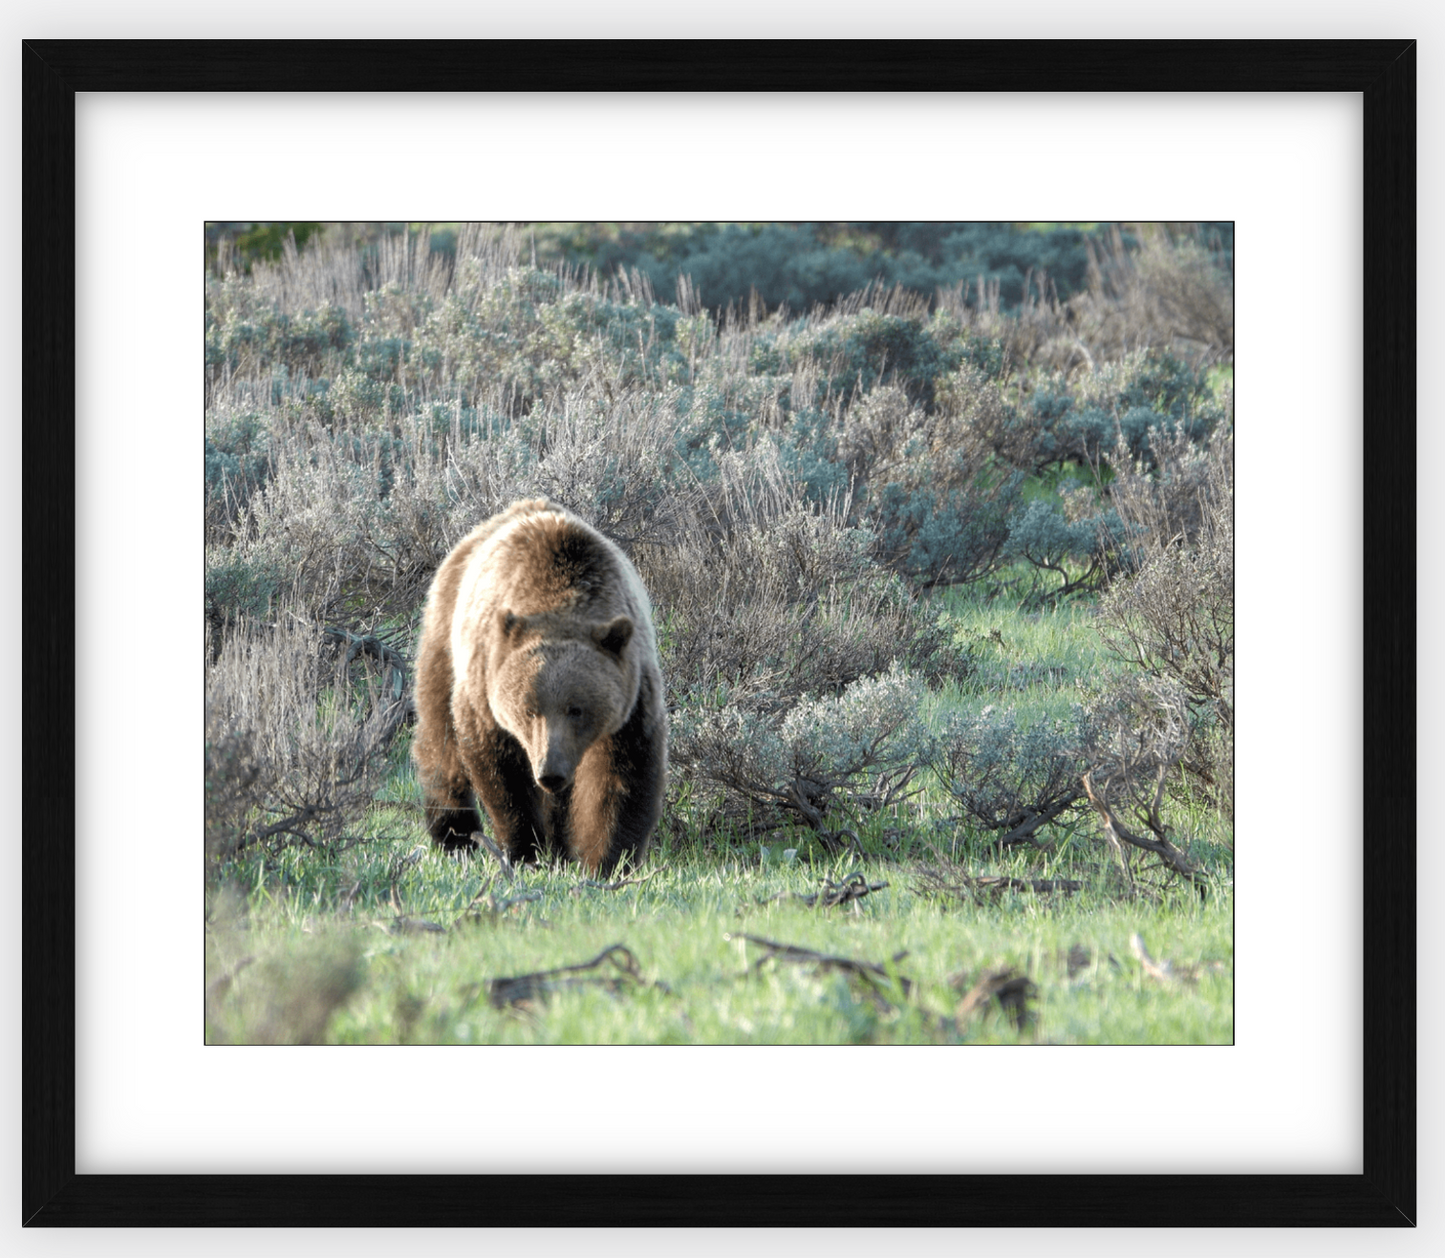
[204,221,1234,1045]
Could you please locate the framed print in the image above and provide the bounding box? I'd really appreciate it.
[22,41,1415,1226]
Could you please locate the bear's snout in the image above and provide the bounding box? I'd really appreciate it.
[533,726,577,794]
[538,771,570,794]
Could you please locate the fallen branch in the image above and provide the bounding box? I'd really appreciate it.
[1130,932,1176,982]
[470,831,514,881]
[458,878,542,923]
[386,915,446,935]
[915,865,1083,902]
[485,943,657,1009]
[569,868,662,895]
[726,932,913,998]
[758,871,888,909]
[373,874,449,934]
[815,827,865,857]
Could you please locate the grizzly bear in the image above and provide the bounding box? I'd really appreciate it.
[411,499,667,874]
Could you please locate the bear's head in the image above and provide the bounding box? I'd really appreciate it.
[489,610,639,793]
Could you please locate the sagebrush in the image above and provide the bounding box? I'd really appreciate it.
[204,222,1234,888]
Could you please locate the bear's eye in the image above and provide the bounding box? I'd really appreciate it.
[567,705,584,720]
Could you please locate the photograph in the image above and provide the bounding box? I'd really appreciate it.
[22,36,1414,1229]
[203,220,1236,1047]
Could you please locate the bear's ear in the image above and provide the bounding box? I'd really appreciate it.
[592,615,633,659]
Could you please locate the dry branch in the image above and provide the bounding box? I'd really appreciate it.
[569,868,662,895]
[458,878,543,923]
[485,944,656,1009]
[758,871,888,909]
[381,877,447,934]
[1130,932,1175,982]
[387,916,446,935]
[300,615,414,749]
[915,865,1083,902]
[470,830,515,881]
[1081,770,1207,889]
[989,793,1082,850]
[727,932,913,999]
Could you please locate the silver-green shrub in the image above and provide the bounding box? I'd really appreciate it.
[205,617,399,860]
[930,704,1091,841]
[201,222,1234,860]
[1096,431,1233,813]
[835,380,1021,588]
[671,664,931,832]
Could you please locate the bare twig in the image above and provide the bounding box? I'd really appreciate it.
[726,932,913,998]
[815,828,865,858]
[470,830,514,881]
[915,865,1083,902]
[758,871,888,908]
[1130,932,1176,982]
[291,614,413,748]
[373,850,450,933]
[569,868,662,895]
[484,944,658,1009]
[387,916,446,935]
[988,792,1082,850]
[456,877,542,923]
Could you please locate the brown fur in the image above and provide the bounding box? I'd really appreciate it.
[412,499,668,874]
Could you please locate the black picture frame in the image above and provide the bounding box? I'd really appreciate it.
[21,39,1416,1227]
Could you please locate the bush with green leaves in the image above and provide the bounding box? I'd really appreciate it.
[525,221,1179,318]
[206,292,354,379]
[831,380,1022,588]
[784,305,962,409]
[204,408,274,542]
[1002,357,1223,474]
[929,703,1091,845]
[671,664,931,835]
[637,456,970,839]
[632,223,886,315]
[1002,497,1122,605]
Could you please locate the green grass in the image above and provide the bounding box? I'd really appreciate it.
[207,580,1231,1047]
[206,830,1232,1046]
[926,584,1120,703]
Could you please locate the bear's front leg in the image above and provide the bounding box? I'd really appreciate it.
[468,726,549,865]
[419,770,481,854]
[569,722,666,876]
[414,711,481,852]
